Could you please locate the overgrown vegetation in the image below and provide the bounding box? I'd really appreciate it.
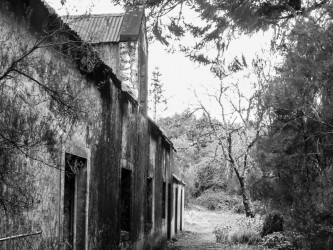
[214,216,262,245]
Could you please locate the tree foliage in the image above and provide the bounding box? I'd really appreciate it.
[110,0,330,65]
[149,66,167,120]
[254,6,333,248]
[158,111,230,197]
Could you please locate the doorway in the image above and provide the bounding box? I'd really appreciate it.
[63,153,87,250]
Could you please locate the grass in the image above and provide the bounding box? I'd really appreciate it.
[218,245,265,250]
[177,205,268,250]
[213,215,263,245]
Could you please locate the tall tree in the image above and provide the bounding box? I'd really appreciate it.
[110,0,330,62]
[149,67,167,120]
[191,57,270,217]
[255,7,333,247]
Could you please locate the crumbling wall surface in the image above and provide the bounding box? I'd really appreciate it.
[94,43,120,76]
[0,1,100,247]
[87,81,122,250]
[136,131,172,250]
[154,136,163,233]
[131,114,149,245]
[162,147,171,233]
[117,99,172,250]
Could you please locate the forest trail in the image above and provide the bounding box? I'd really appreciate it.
[165,206,250,250]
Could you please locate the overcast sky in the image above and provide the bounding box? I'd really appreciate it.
[46,0,272,119]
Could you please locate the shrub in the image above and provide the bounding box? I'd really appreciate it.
[233,202,245,214]
[196,190,221,210]
[261,232,294,250]
[214,215,264,245]
[229,228,261,245]
[213,224,231,243]
[261,211,284,237]
[196,190,243,211]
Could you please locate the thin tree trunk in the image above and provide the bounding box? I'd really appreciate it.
[229,165,255,217]
[228,133,254,217]
[237,174,255,218]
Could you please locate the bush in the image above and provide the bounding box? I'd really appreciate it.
[233,202,245,214]
[196,190,243,211]
[229,228,261,245]
[213,224,231,243]
[261,232,294,250]
[261,211,284,237]
[214,216,263,245]
[195,190,221,210]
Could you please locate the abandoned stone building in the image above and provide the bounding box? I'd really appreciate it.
[0,0,185,249]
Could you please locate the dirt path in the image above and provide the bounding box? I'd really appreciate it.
[165,206,243,250]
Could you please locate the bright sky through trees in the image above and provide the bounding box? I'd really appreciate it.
[46,0,273,118]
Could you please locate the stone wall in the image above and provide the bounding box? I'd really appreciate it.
[120,41,139,98]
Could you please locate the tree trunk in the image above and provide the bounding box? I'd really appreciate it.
[237,175,255,218]
[227,133,254,217]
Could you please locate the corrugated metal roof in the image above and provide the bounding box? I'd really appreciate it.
[62,14,124,43]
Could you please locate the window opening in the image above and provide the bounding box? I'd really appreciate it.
[64,153,87,250]
[175,187,178,234]
[145,177,153,233]
[167,183,172,239]
[162,182,166,219]
[120,168,132,234]
[180,189,183,231]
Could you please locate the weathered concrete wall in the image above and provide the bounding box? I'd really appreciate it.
[0,0,95,236]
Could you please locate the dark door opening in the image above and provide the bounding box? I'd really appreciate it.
[64,161,75,248]
[64,153,87,250]
[145,177,153,234]
[175,187,178,234]
[162,182,166,219]
[167,183,172,239]
[180,189,183,231]
[120,168,132,241]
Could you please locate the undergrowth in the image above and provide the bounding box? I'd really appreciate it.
[213,216,263,245]
[195,190,243,212]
